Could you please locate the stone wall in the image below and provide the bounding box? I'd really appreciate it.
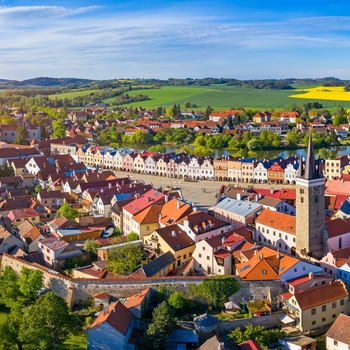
[1,254,286,308]
[219,311,284,332]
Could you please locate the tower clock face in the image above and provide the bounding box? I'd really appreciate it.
[312,186,321,195]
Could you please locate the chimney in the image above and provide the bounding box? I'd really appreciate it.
[259,253,263,260]
[237,193,242,201]
[158,213,162,221]
[270,188,274,194]
[309,272,314,280]
[109,182,112,189]
[177,200,180,209]
[222,235,226,244]
[165,194,169,203]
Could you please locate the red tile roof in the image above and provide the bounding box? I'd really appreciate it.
[294,281,348,310]
[90,301,133,335]
[255,209,296,235]
[326,314,350,344]
[122,189,165,215]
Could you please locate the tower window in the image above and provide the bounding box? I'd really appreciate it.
[300,197,304,203]
[300,189,304,194]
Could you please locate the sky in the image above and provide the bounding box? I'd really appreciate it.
[1,0,350,80]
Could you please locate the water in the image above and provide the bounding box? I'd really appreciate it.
[130,144,350,160]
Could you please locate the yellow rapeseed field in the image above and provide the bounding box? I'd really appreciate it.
[289,86,350,101]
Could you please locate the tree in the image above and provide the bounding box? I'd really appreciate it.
[229,324,287,350]
[196,276,241,308]
[168,291,187,310]
[56,202,79,222]
[0,307,25,350]
[52,118,66,138]
[203,106,214,120]
[83,239,101,259]
[19,292,81,350]
[18,267,43,300]
[14,125,29,145]
[0,266,20,300]
[148,145,166,153]
[0,163,15,177]
[140,301,176,350]
[35,184,43,193]
[127,232,139,242]
[107,244,145,275]
[318,148,336,160]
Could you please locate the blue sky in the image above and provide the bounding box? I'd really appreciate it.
[1,0,350,80]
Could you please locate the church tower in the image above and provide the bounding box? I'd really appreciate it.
[295,134,325,260]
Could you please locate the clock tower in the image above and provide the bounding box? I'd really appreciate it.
[295,134,325,260]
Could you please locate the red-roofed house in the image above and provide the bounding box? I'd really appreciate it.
[122,189,165,235]
[123,288,151,318]
[255,209,296,255]
[192,230,251,275]
[87,301,136,350]
[7,208,40,227]
[282,281,348,332]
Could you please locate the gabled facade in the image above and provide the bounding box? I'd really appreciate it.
[284,281,348,332]
[88,301,135,350]
[326,313,350,350]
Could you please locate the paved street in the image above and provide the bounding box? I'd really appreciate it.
[114,170,294,212]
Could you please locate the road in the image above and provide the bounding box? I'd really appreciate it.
[113,170,294,212]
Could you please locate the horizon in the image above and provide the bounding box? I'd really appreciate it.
[2,1,350,81]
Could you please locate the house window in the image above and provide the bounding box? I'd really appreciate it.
[322,305,327,312]
[199,254,202,258]
[202,247,205,250]
[332,302,336,308]
[333,314,336,319]
[334,340,338,346]
[340,299,345,306]
[312,321,316,325]
[311,308,316,315]
[322,317,326,322]
[262,270,267,274]
[207,256,210,260]
[183,254,186,259]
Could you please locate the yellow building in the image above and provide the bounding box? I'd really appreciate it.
[143,224,195,268]
[283,281,348,332]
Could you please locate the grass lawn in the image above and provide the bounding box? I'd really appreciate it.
[58,334,87,350]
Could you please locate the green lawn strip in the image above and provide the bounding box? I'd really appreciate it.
[58,334,87,350]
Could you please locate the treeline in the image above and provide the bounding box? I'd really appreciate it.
[114,93,149,105]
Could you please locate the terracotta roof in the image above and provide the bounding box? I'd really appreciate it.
[325,179,350,196]
[90,301,133,335]
[24,226,42,244]
[124,288,150,309]
[132,203,163,224]
[93,292,112,300]
[17,220,35,237]
[122,189,165,215]
[294,281,348,310]
[325,218,350,238]
[236,247,298,280]
[7,208,39,221]
[159,198,192,226]
[326,314,350,344]
[255,209,296,235]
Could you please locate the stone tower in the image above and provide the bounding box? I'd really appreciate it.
[295,134,325,260]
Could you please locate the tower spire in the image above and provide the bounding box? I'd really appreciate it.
[304,133,317,180]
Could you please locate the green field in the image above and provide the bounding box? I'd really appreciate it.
[49,84,350,110]
[48,89,101,99]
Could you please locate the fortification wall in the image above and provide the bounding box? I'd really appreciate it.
[1,254,286,308]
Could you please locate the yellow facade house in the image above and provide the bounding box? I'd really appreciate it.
[143,224,195,269]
